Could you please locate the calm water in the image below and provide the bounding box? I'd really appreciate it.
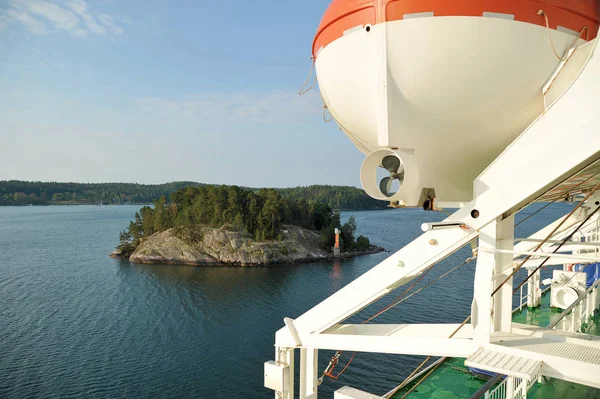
[0,204,571,398]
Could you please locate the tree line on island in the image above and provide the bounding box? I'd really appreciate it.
[117,185,373,258]
[0,180,388,210]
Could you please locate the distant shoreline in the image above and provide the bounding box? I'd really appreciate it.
[0,203,153,207]
[0,181,391,210]
[0,203,394,211]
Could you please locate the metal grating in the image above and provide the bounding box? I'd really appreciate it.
[466,348,541,379]
[491,332,600,364]
[512,323,600,341]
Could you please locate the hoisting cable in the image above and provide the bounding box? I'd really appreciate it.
[493,183,600,298]
[515,200,557,227]
[298,56,317,96]
[366,255,477,323]
[512,204,600,295]
[516,169,600,227]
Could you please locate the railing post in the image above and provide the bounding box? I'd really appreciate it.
[506,376,515,399]
[299,349,318,399]
[521,378,528,399]
[520,285,524,309]
[275,347,295,399]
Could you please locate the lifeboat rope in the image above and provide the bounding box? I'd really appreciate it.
[323,104,333,122]
[299,56,317,96]
[538,10,589,61]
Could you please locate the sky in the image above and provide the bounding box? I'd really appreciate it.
[0,0,367,188]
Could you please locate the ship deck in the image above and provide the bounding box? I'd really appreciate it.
[391,290,600,399]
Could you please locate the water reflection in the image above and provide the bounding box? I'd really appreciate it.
[0,203,574,399]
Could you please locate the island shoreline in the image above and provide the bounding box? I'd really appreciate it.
[110,245,386,267]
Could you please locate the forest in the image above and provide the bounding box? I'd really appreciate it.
[0,180,389,210]
[117,186,371,257]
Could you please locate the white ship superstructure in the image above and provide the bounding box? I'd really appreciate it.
[265,1,600,398]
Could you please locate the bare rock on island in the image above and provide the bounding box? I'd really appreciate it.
[115,225,383,266]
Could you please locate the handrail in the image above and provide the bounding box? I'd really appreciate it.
[548,277,600,329]
[468,374,504,399]
[382,357,446,398]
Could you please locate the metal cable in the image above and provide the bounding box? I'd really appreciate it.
[493,183,600,298]
[514,205,600,294]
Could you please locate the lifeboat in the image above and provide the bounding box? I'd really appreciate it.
[313,0,599,206]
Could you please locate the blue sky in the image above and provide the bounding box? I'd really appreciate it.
[0,0,366,187]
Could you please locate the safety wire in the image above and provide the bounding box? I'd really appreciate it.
[538,10,589,61]
[323,105,334,123]
[298,56,317,96]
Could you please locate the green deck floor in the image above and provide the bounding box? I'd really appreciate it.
[390,358,491,399]
[511,290,561,327]
[391,291,600,399]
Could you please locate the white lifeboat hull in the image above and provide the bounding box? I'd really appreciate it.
[316,16,588,204]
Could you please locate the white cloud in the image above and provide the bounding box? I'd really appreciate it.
[4,0,124,37]
[6,7,48,35]
[98,14,123,35]
[136,90,324,125]
[65,0,106,35]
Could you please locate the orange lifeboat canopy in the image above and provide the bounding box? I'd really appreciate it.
[312,0,600,58]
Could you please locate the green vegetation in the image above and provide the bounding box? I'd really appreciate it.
[0,181,204,205]
[116,186,372,258]
[276,185,388,210]
[0,181,388,210]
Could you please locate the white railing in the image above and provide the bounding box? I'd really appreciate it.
[484,375,538,399]
[484,377,505,399]
[550,278,600,333]
[518,283,530,312]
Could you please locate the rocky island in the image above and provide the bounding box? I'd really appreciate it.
[111,185,385,266]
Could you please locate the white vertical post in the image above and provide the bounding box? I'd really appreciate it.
[585,294,591,325]
[506,376,515,399]
[521,378,528,398]
[276,347,295,399]
[527,268,541,308]
[494,215,515,333]
[299,349,318,399]
[473,216,515,344]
